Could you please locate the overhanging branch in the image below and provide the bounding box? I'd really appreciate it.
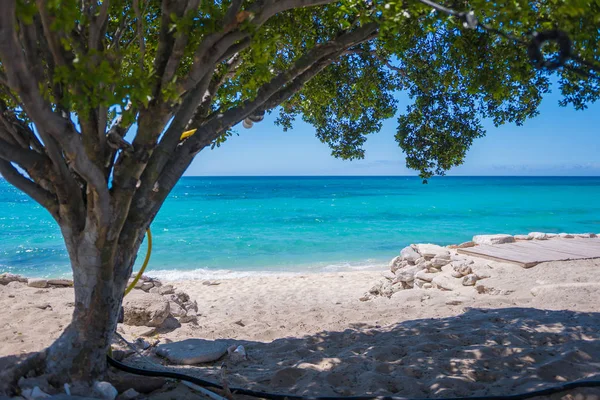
[0,160,58,217]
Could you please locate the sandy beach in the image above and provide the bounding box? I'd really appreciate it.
[2,239,600,399]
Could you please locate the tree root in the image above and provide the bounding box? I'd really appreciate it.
[0,350,47,396]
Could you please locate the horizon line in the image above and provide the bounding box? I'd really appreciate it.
[179,175,600,178]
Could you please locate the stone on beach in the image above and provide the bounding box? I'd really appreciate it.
[472,234,514,245]
[456,241,475,248]
[431,275,462,291]
[414,270,438,282]
[394,265,422,283]
[156,339,228,365]
[388,256,404,273]
[462,274,478,286]
[158,285,175,295]
[122,291,170,327]
[400,246,420,264]
[46,279,73,287]
[415,244,450,259]
[413,279,428,289]
[27,279,48,288]
[559,233,574,238]
[528,232,547,240]
[93,381,118,400]
[0,273,27,285]
[169,301,186,317]
[576,233,597,238]
[430,255,450,268]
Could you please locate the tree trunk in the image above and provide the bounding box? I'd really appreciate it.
[44,224,141,384]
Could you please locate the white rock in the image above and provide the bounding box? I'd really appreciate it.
[158,285,175,295]
[451,270,463,278]
[394,265,422,282]
[529,232,548,240]
[430,256,450,268]
[414,270,438,282]
[559,233,574,238]
[122,291,170,327]
[400,246,420,263]
[183,300,198,313]
[462,274,478,286]
[179,315,198,324]
[472,234,514,245]
[456,265,472,277]
[27,278,48,288]
[227,345,247,363]
[546,233,558,238]
[431,275,462,291]
[415,244,450,259]
[415,257,427,265]
[388,256,404,273]
[140,282,154,292]
[0,273,27,285]
[156,339,228,364]
[118,388,140,400]
[21,386,50,399]
[47,279,73,286]
[422,283,433,289]
[575,233,597,238]
[93,381,118,400]
[413,279,428,289]
[169,301,187,317]
[514,234,531,240]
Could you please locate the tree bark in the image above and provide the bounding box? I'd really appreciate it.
[44,224,143,384]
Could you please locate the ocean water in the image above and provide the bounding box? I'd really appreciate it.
[1,176,599,279]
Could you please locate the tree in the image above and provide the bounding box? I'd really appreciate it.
[0,0,598,388]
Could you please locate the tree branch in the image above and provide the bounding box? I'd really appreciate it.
[125,23,379,232]
[132,0,145,71]
[89,0,110,49]
[161,0,201,86]
[0,160,58,217]
[0,0,109,228]
[0,137,46,169]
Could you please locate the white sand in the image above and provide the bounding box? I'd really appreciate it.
[1,257,600,398]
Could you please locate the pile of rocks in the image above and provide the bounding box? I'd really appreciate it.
[362,243,487,300]
[127,275,164,293]
[1,272,198,331]
[122,276,199,330]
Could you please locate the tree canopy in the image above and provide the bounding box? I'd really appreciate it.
[0,0,599,230]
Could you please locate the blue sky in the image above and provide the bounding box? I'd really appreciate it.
[187,84,600,176]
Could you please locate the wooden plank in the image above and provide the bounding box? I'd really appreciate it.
[457,238,600,268]
[456,249,537,268]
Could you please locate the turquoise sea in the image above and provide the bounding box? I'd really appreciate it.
[1,176,599,279]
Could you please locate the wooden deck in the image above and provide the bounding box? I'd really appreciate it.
[457,238,600,268]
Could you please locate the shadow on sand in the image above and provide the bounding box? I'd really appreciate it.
[149,307,600,399]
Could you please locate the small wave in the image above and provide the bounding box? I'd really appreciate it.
[145,268,301,281]
[145,261,387,281]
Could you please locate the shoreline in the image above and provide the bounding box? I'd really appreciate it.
[3,231,597,282]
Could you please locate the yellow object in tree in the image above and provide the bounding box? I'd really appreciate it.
[180,129,197,140]
[123,228,153,296]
